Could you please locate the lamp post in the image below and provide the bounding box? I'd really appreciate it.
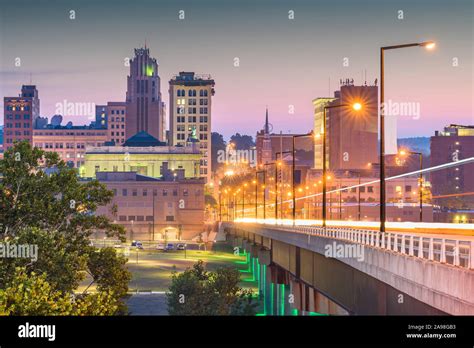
[292,132,315,224]
[276,151,291,220]
[322,103,363,227]
[255,169,266,220]
[263,162,278,221]
[241,183,248,219]
[379,40,435,232]
[218,191,222,222]
[399,150,424,222]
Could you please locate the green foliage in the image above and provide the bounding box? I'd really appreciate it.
[0,227,88,292]
[0,142,130,315]
[0,141,125,240]
[230,133,255,150]
[166,260,257,315]
[0,267,118,316]
[87,247,131,313]
[211,132,226,172]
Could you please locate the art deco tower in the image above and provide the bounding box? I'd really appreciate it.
[125,47,165,141]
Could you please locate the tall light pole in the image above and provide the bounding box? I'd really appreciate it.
[399,149,424,222]
[322,103,363,227]
[242,183,248,219]
[292,132,314,224]
[264,162,278,221]
[276,151,291,219]
[379,40,435,232]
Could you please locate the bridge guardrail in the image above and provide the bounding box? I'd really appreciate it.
[237,223,474,269]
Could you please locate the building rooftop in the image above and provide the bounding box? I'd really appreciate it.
[123,131,167,147]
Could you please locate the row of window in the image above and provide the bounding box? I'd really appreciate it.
[5,131,30,136]
[5,114,30,120]
[110,110,125,115]
[118,215,175,222]
[5,105,30,111]
[110,117,125,122]
[176,116,209,123]
[113,188,200,197]
[110,124,125,129]
[176,107,208,114]
[176,89,208,97]
[176,99,208,106]
[4,123,30,128]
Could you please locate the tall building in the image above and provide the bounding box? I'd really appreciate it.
[430,124,474,208]
[3,85,40,150]
[313,82,378,171]
[125,47,165,142]
[169,72,215,183]
[107,102,126,145]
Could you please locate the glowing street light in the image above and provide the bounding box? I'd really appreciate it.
[379,40,435,232]
[322,102,363,227]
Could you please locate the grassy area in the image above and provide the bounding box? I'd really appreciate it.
[78,242,259,294]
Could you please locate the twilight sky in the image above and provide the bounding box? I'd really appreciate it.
[0,0,472,139]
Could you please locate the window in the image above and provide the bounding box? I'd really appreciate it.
[128,216,135,221]
[122,189,128,196]
[166,216,175,221]
[119,216,127,221]
[136,216,144,222]
[153,189,158,196]
[132,189,138,196]
[405,185,412,193]
[146,216,153,221]
[173,189,178,196]
[183,189,189,196]
[359,187,365,193]
[188,89,196,97]
[143,189,147,196]
[368,186,374,193]
[163,189,168,196]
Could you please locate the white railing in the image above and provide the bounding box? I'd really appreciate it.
[236,223,474,269]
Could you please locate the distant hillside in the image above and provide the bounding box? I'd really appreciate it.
[397,137,430,155]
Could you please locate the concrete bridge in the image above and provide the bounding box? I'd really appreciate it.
[222,222,474,315]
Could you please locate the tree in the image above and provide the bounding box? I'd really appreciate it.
[0,267,119,316]
[230,133,255,151]
[0,141,124,240]
[166,260,256,315]
[211,132,226,172]
[0,142,130,315]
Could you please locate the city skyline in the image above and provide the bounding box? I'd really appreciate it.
[0,0,472,139]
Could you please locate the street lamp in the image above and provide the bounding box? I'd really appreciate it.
[292,132,314,224]
[276,151,291,219]
[264,162,278,221]
[399,149,424,222]
[379,40,435,232]
[322,103,363,227]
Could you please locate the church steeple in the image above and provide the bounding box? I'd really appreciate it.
[264,106,269,134]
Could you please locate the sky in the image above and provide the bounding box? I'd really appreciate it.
[0,0,472,139]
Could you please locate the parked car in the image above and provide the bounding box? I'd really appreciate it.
[156,243,165,250]
[165,243,174,251]
[176,243,186,250]
[131,241,143,249]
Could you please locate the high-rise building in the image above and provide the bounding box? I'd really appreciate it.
[430,124,474,208]
[3,85,40,150]
[125,47,165,141]
[169,72,215,183]
[313,82,378,171]
[107,102,126,145]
